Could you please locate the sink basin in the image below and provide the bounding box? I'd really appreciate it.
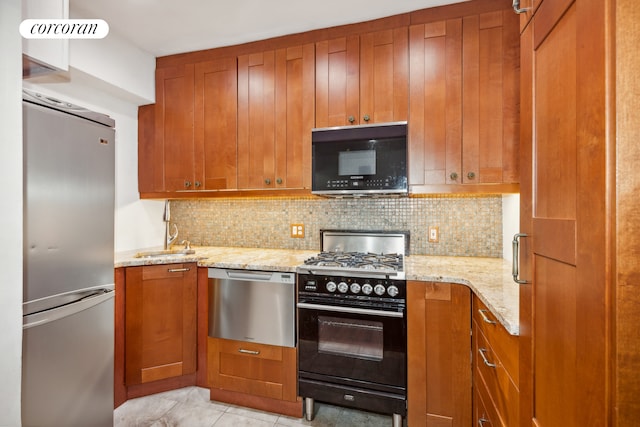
[134,249,196,258]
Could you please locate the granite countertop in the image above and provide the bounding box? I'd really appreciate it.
[115,246,519,335]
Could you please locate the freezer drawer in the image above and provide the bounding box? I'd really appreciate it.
[22,289,114,427]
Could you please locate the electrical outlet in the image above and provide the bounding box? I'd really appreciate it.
[428,226,439,243]
[290,223,305,238]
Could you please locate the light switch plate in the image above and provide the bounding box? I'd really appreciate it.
[290,223,305,238]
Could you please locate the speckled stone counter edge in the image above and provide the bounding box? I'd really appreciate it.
[115,246,519,335]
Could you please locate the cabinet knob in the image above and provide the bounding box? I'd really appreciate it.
[348,115,355,124]
[194,181,201,188]
[276,178,283,185]
[467,171,476,180]
[265,178,271,185]
[449,172,459,181]
[363,114,370,122]
[184,181,191,188]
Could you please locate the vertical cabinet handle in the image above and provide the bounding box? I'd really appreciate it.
[512,233,529,284]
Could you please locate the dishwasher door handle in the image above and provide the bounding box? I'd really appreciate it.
[225,271,273,281]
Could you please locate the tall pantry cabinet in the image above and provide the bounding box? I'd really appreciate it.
[517,0,620,426]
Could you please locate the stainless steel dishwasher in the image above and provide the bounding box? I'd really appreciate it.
[208,268,296,348]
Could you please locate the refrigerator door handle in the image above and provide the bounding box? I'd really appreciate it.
[23,288,114,330]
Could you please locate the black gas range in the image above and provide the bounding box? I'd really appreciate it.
[296,230,409,427]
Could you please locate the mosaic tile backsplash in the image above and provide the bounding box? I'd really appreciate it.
[170,195,503,257]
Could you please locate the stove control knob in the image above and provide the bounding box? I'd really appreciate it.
[338,281,349,293]
[387,285,399,297]
[362,283,373,295]
[350,282,361,294]
[326,281,337,292]
[374,284,386,296]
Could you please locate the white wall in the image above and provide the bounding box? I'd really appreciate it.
[0,0,25,424]
[502,194,520,261]
[24,15,165,253]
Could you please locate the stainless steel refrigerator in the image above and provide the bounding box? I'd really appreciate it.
[22,89,115,427]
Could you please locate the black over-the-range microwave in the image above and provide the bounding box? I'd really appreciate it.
[311,121,408,197]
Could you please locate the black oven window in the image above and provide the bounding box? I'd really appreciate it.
[317,315,384,361]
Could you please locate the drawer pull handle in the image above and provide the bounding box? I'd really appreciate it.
[478,309,496,325]
[479,417,491,426]
[238,348,260,355]
[479,348,496,368]
[168,268,190,273]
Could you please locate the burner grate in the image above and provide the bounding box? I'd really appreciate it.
[303,251,404,272]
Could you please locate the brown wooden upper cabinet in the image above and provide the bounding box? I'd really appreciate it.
[145,59,238,193]
[315,28,409,128]
[155,64,196,192]
[237,44,314,190]
[408,9,519,188]
[194,57,239,190]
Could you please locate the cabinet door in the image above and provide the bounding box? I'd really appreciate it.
[359,27,408,124]
[409,9,519,189]
[274,44,315,189]
[237,51,276,189]
[195,57,238,190]
[407,281,471,426]
[125,263,197,385]
[315,35,360,127]
[316,30,408,128]
[520,0,608,426]
[461,10,519,184]
[155,64,196,191]
[238,46,315,190]
[137,104,162,193]
[409,19,463,186]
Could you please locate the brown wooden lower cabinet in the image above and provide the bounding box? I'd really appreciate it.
[472,295,519,427]
[115,263,197,405]
[407,281,472,426]
[207,336,302,417]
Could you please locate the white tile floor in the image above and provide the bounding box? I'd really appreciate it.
[114,386,399,427]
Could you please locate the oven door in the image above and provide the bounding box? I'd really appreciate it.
[297,301,406,392]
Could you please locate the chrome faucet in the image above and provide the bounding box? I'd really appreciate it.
[163,200,178,249]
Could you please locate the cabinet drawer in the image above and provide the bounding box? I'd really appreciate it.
[474,324,519,427]
[472,296,519,385]
[141,263,192,280]
[208,337,297,402]
[474,369,502,427]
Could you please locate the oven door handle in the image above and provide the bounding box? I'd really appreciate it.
[297,302,404,318]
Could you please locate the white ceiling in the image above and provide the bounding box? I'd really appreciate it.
[70,0,469,57]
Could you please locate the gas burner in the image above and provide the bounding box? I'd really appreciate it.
[303,251,404,272]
